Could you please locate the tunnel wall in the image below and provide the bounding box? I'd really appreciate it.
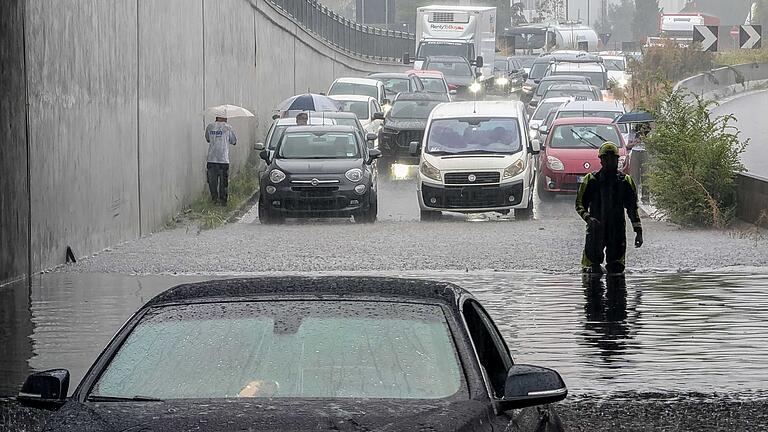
[1,0,405,282]
[0,0,30,286]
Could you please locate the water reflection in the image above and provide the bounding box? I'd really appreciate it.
[1,271,767,397]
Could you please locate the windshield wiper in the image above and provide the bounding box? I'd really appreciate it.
[450,149,515,155]
[569,128,600,149]
[87,395,164,402]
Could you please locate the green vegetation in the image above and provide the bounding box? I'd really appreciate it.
[187,163,259,231]
[715,48,768,66]
[645,90,748,228]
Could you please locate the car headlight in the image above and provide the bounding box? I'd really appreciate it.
[503,159,525,179]
[618,155,627,170]
[496,76,510,86]
[420,160,441,182]
[269,169,286,184]
[469,82,482,93]
[547,156,564,171]
[345,168,363,182]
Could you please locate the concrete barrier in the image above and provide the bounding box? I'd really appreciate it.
[674,63,768,225]
[0,0,408,285]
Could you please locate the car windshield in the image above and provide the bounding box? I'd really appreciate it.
[389,100,441,119]
[426,61,471,77]
[550,124,621,149]
[604,58,626,71]
[529,62,551,80]
[418,42,470,59]
[331,117,363,132]
[532,100,566,121]
[426,118,522,155]
[328,82,378,98]
[557,110,628,132]
[544,88,596,100]
[336,100,370,120]
[517,57,536,68]
[536,79,586,96]
[421,77,448,93]
[277,132,360,159]
[494,60,509,71]
[552,71,606,89]
[88,301,464,400]
[379,78,410,95]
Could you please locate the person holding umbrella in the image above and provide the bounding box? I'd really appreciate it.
[204,105,253,205]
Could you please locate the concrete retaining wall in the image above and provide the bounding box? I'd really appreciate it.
[0,0,407,284]
[736,173,768,225]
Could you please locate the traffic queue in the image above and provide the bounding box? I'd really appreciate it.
[257,50,644,224]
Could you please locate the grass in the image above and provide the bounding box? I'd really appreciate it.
[715,48,768,66]
[186,163,259,231]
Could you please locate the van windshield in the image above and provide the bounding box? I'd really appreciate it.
[418,41,472,60]
[426,117,521,155]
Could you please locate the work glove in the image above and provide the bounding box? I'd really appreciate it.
[634,228,643,248]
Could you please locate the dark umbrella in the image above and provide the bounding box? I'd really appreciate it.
[615,111,654,124]
[276,93,341,112]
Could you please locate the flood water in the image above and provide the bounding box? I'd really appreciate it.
[1,271,767,397]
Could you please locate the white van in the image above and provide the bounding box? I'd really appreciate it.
[411,101,538,221]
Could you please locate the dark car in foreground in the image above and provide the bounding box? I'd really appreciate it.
[19,276,567,432]
[376,92,445,177]
[257,125,381,223]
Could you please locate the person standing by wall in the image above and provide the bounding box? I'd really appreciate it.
[205,115,237,205]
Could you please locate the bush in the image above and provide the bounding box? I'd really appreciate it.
[645,90,748,228]
[715,48,768,67]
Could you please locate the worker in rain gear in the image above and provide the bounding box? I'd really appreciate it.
[576,142,643,274]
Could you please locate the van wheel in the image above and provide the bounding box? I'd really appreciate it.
[420,209,442,222]
[516,195,534,220]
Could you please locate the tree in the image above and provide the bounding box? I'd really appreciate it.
[632,0,660,42]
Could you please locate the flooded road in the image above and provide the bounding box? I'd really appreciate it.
[2,271,768,398]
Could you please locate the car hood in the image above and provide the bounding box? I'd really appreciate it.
[274,158,363,174]
[43,399,491,432]
[545,146,627,172]
[383,118,427,131]
[427,153,522,171]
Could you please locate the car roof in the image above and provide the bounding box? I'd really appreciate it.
[328,95,376,102]
[368,73,414,79]
[558,100,625,111]
[407,69,445,78]
[551,117,616,126]
[547,83,598,90]
[282,125,357,133]
[430,101,526,118]
[551,62,605,71]
[144,276,470,308]
[275,117,334,125]
[318,111,358,119]
[537,96,576,105]
[425,55,469,63]
[539,75,589,82]
[332,77,381,86]
[393,92,446,102]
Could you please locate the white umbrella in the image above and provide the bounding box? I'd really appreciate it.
[204,104,255,118]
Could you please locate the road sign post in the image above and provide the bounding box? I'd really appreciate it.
[693,25,718,52]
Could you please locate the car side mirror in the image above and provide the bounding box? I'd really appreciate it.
[259,149,270,162]
[498,364,566,411]
[367,148,382,163]
[18,369,69,408]
[373,112,385,121]
[271,113,280,120]
[522,73,529,80]
[366,132,378,142]
[449,89,457,95]
[538,125,549,135]
[382,99,391,106]
[530,139,541,154]
[402,52,411,65]
[474,56,484,68]
[254,142,265,151]
[409,140,421,156]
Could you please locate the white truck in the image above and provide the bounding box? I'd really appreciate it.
[407,5,497,82]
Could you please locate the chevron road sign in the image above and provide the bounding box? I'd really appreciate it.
[693,25,719,52]
[740,25,762,49]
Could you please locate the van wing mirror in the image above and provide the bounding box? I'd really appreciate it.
[402,52,411,65]
[474,56,484,68]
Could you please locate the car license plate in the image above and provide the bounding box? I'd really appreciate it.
[576,175,585,183]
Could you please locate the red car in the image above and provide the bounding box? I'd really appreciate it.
[537,117,630,199]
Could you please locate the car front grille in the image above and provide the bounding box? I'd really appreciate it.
[422,183,523,209]
[444,172,501,185]
[290,186,340,197]
[396,130,423,148]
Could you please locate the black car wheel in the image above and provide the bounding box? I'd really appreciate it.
[354,190,377,224]
[537,175,556,201]
[258,198,284,225]
[420,209,442,222]
[516,194,534,220]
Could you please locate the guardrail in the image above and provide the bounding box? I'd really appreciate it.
[674,63,768,224]
[267,0,415,62]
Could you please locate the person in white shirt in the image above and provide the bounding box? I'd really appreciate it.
[205,116,237,205]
